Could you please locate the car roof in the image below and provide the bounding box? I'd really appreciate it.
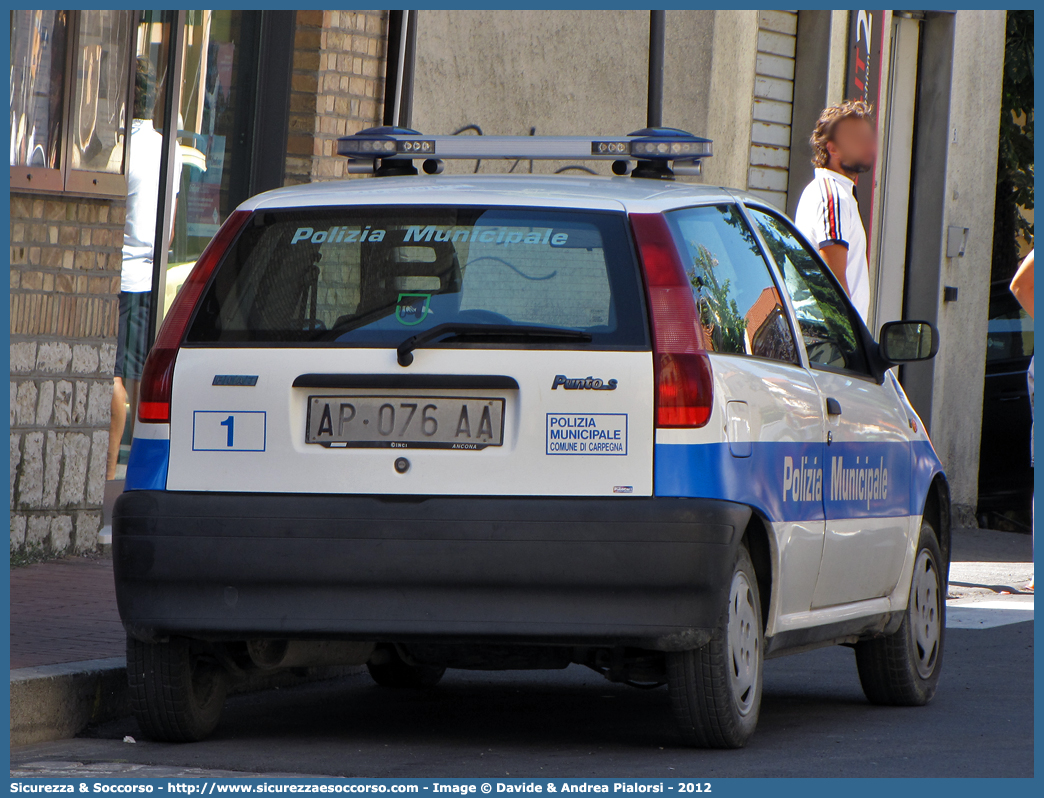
[239,173,743,215]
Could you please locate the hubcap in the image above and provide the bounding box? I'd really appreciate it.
[727,570,760,716]
[910,549,941,679]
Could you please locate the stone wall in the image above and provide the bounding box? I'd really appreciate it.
[10,194,125,555]
[285,10,388,185]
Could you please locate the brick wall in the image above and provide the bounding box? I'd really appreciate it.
[10,194,124,555]
[285,10,389,185]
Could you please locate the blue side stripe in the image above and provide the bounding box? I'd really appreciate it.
[121,432,944,518]
[910,439,945,515]
[125,438,170,491]
[654,440,943,522]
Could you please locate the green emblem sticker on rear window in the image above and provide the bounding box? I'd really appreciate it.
[395,293,432,326]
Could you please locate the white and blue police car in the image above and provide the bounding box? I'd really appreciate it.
[114,127,950,748]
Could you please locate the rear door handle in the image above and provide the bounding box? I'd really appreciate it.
[826,398,843,416]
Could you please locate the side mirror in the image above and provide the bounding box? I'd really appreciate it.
[878,320,939,363]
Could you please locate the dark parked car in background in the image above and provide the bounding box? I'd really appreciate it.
[978,279,1034,524]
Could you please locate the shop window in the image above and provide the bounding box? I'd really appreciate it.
[10,9,136,196]
[9,10,69,190]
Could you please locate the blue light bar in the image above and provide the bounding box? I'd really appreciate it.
[337,126,713,164]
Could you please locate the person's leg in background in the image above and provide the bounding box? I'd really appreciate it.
[107,376,127,480]
[1025,329,1033,592]
[1010,252,1033,592]
[107,291,150,480]
[124,377,140,436]
[107,292,132,480]
[122,291,150,432]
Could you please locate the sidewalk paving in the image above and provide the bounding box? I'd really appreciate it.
[947,525,1034,598]
[10,555,124,670]
[8,526,1034,748]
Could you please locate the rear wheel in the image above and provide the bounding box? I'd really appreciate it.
[367,645,445,688]
[667,543,763,748]
[127,636,229,742]
[855,520,945,705]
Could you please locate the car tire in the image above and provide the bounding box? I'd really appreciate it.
[855,520,945,706]
[667,542,763,748]
[127,635,229,742]
[367,646,446,688]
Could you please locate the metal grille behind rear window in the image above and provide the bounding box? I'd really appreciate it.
[185,207,647,348]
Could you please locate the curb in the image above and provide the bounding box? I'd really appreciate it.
[11,659,127,748]
[11,658,365,748]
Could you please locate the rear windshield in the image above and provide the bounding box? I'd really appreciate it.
[185,206,648,348]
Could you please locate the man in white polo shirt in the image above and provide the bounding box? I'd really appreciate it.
[794,100,878,323]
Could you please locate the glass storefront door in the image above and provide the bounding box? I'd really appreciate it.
[108,9,292,481]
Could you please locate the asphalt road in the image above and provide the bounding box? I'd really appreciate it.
[11,616,1033,779]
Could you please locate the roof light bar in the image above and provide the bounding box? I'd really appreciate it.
[337,126,712,165]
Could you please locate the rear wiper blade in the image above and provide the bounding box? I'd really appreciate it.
[320,304,398,340]
[397,323,592,366]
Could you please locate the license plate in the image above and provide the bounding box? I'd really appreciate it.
[306,395,505,449]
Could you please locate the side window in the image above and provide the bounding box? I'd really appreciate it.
[746,207,869,374]
[665,205,798,364]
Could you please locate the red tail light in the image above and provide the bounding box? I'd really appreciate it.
[630,213,713,428]
[138,210,251,423]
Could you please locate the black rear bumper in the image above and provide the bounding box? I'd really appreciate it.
[113,491,750,651]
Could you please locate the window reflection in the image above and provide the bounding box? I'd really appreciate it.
[747,207,867,374]
[10,10,68,169]
[666,204,798,364]
[69,10,133,173]
[166,11,243,315]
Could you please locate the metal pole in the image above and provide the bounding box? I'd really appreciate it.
[382,11,403,126]
[148,9,186,347]
[390,10,409,127]
[647,10,665,128]
[399,10,417,128]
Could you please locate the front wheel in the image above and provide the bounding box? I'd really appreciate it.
[667,543,763,748]
[855,520,945,705]
[127,636,229,742]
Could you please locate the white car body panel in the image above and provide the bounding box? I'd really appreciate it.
[809,369,916,608]
[237,174,738,216]
[166,347,654,497]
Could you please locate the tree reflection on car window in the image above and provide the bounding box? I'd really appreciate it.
[666,204,798,365]
[747,207,867,374]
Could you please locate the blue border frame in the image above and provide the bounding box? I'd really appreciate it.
[546,412,628,455]
[191,410,268,452]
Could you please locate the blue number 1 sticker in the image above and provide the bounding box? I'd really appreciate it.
[220,415,234,447]
[192,411,264,452]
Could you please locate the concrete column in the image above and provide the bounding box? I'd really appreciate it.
[703,10,759,190]
[902,10,1007,523]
